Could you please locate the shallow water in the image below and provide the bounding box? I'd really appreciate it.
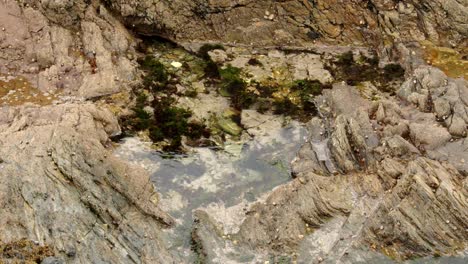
[114,120,308,261]
[113,112,467,263]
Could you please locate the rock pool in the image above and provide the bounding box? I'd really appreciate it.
[114,117,308,261]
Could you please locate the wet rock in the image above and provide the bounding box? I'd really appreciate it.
[0,0,467,263]
[216,110,242,136]
[208,49,228,64]
[41,257,65,264]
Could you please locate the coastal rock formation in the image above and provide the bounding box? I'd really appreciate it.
[0,104,174,263]
[1,0,138,99]
[103,0,467,48]
[192,68,468,262]
[0,0,467,263]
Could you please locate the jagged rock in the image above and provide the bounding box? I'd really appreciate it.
[0,0,467,263]
[193,67,467,262]
[0,1,138,99]
[409,122,452,150]
[363,157,468,260]
[399,66,468,138]
[103,0,467,49]
[0,104,175,263]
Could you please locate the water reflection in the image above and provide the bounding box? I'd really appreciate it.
[114,121,308,261]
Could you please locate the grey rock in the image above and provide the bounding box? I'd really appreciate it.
[41,257,65,264]
[326,84,370,116]
[399,66,467,138]
[0,1,137,99]
[0,0,467,263]
[208,49,228,64]
[104,0,467,48]
[449,114,467,137]
[409,122,452,150]
[0,104,175,263]
[193,65,467,262]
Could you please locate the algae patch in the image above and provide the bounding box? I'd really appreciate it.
[421,41,468,79]
[0,75,59,106]
[121,54,211,152]
[0,239,54,263]
[326,51,405,93]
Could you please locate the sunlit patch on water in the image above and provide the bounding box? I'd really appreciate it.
[114,120,308,261]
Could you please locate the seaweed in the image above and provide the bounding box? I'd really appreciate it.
[219,65,258,109]
[247,58,263,66]
[337,51,355,66]
[140,56,168,91]
[273,97,300,116]
[272,79,325,121]
[184,90,199,98]
[203,59,220,78]
[307,29,321,40]
[383,63,405,80]
[198,43,225,60]
[327,51,405,91]
[122,59,210,152]
[292,79,325,98]
[0,239,54,263]
[197,44,226,78]
[146,96,210,151]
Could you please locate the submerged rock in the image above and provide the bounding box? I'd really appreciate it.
[216,113,242,136]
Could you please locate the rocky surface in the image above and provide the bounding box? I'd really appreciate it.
[0,0,176,263]
[0,0,467,263]
[103,0,467,49]
[0,104,175,263]
[191,67,468,263]
[0,0,138,100]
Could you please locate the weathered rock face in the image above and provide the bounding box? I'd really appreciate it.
[1,2,180,262]
[0,104,175,263]
[191,67,467,262]
[102,0,468,49]
[1,0,138,99]
[1,0,467,263]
